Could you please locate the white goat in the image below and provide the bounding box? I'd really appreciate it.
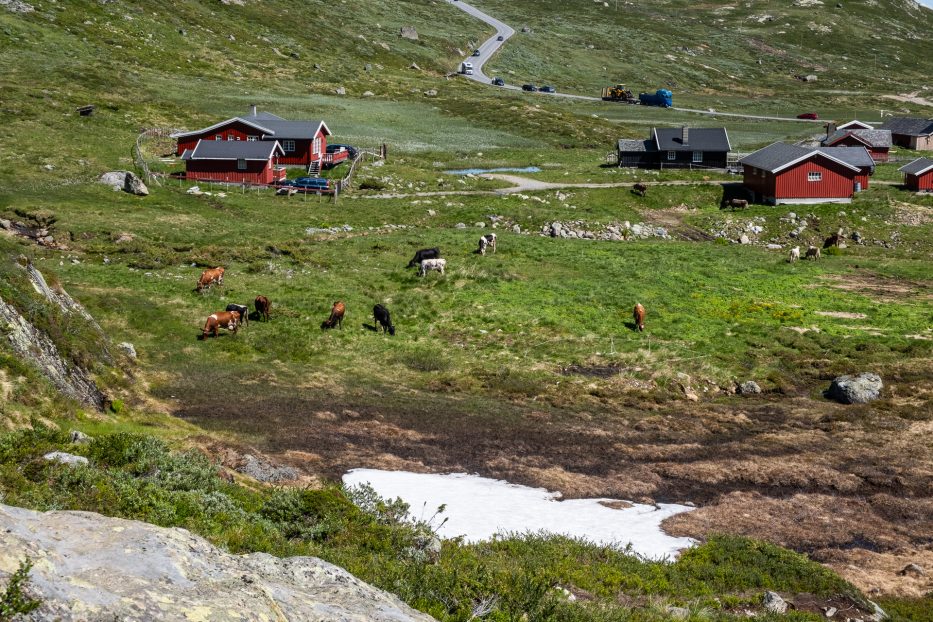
[478,233,497,255]
[788,246,800,263]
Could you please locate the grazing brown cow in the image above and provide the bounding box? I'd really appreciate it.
[254,295,271,321]
[200,310,239,339]
[729,198,748,209]
[633,303,646,332]
[321,301,345,329]
[196,267,225,292]
[632,183,648,197]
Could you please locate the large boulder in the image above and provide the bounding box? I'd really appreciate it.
[123,171,149,196]
[826,372,883,404]
[399,26,419,40]
[99,171,128,190]
[0,504,437,621]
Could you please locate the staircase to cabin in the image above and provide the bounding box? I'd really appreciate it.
[307,160,321,176]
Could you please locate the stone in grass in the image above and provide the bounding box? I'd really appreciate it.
[763,591,787,614]
[43,451,89,467]
[738,380,761,395]
[826,373,883,404]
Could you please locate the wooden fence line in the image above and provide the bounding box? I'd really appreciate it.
[134,128,181,186]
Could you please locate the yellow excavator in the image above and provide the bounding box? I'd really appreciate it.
[601,84,636,103]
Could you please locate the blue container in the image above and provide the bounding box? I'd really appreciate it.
[639,89,673,108]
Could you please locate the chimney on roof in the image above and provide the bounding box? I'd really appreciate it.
[825,122,836,138]
[249,104,257,117]
[681,126,689,144]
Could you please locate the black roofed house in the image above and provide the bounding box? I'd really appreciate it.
[180,140,286,185]
[616,127,731,169]
[821,120,892,162]
[878,117,933,151]
[740,142,867,205]
[898,158,933,191]
[172,105,338,175]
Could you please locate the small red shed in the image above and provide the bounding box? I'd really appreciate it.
[181,140,286,185]
[172,106,332,172]
[821,123,891,163]
[740,143,862,205]
[899,158,933,191]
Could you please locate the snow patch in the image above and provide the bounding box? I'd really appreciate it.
[343,469,696,559]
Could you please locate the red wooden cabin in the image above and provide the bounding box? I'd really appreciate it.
[181,140,286,185]
[172,106,332,173]
[740,143,865,205]
[899,158,933,191]
[821,121,891,163]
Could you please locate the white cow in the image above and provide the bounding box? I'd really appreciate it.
[478,233,497,255]
[788,246,800,263]
[419,258,446,276]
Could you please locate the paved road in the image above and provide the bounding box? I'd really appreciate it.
[446,0,822,122]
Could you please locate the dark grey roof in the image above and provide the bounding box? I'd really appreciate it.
[818,146,875,170]
[879,117,933,136]
[653,127,731,152]
[898,157,933,175]
[617,139,649,152]
[183,140,283,160]
[822,128,892,148]
[246,118,329,140]
[739,142,861,173]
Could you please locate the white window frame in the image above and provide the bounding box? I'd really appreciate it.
[227,135,235,141]
[808,171,822,182]
[313,137,321,155]
[247,135,258,142]
[692,151,703,163]
[237,158,247,171]
[215,134,223,141]
[667,150,676,161]
[283,140,296,153]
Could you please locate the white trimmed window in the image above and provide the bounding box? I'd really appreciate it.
[283,140,296,152]
[215,134,223,141]
[808,171,822,182]
[227,135,235,141]
[237,159,247,170]
[667,150,676,161]
[692,151,703,163]
[313,137,321,154]
[247,135,258,142]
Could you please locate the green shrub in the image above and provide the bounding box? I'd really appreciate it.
[824,246,842,256]
[0,558,41,620]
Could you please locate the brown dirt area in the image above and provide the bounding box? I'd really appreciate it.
[816,271,933,304]
[167,371,933,597]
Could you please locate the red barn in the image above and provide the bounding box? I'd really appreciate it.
[172,106,332,173]
[740,143,864,205]
[899,158,933,191]
[821,120,891,163]
[818,146,874,190]
[181,140,286,185]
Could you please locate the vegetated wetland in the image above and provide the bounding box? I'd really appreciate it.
[1,0,933,618]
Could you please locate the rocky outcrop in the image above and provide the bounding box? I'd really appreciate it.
[123,171,149,196]
[0,258,107,410]
[826,373,883,404]
[399,26,419,40]
[0,504,437,622]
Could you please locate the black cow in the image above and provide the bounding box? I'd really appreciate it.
[407,247,440,268]
[373,304,395,335]
[225,303,249,326]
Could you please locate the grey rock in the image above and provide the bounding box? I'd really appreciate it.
[362,90,375,97]
[739,380,761,395]
[69,430,92,445]
[666,606,690,620]
[409,62,421,70]
[1,0,34,13]
[763,591,788,614]
[238,454,299,483]
[99,171,129,190]
[43,451,89,467]
[767,243,784,250]
[455,222,466,229]
[474,222,485,228]
[512,224,521,234]
[123,171,149,196]
[803,74,818,82]
[335,86,347,95]
[826,373,883,404]
[739,234,750,244]
[399,26,419,40]
[364,63,373,72]
[118,341,137,359]
[824,606,838,617]
[868,600,887,622]
[899,563,925,577]
[0,504,436,621]
[423,89,437,97]
[521,25,532,33]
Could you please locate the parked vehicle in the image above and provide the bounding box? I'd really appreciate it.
[460,61,474,75]
[327,144,358,159]
[497,35,504,41]
[601,84,637,103]
[638,89,673,108]
[287,177,330,192]
[540,85,556,94]
[797,112,819,120]
[521,84,537,92]
[472,49,481,57]
[492,77,505,86]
